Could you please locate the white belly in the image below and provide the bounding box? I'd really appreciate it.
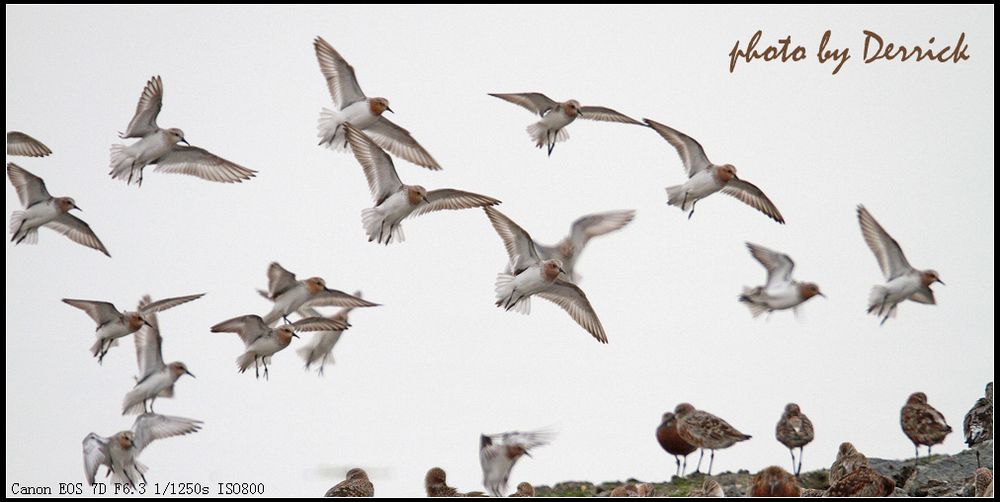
[376,190,415,224]
[341,101,379,128]
[541,110,575,130]
[133,132,174,165]
[885,274,922,303]
[22,201,60,228]
[97,321,134,342]
[248,336,286,358]
[682,170,721,201]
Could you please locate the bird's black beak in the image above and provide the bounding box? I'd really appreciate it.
[936,279,945,285]
[386,107,394,114]
[143,320,153,328]
[292,333,300,339]
[186,370,196,378]
[422,195,430,204]
[72,204,82,212]
[179,138,190,146]
[818,292,827,298]
[524,451,533,458]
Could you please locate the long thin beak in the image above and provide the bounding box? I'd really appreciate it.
[818,292,827,298]
[558,267,566,275]
[292,333,300,339]
[936,279,945,285]
[143,320,153,328]
[72,205,82,212]
[186,371,196,378]
[524,451,533,458]
[386,107,394,113]
[422,195,430,204]
[179,138,190,146]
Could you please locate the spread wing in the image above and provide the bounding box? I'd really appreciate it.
[313,36,366,109]
[344,123,403,205]
[746,242,795,289]
[538,280,608,343]
[6,131,52,157]
[44,213,111,257]
[82,433,110,485]
[643,119,712,177]
[210,314,271,347]
[121,76,163,138]
[153,146,256,183]
[266,262,298,298]
[721,179,785,224]
[568,210,635,252]
[489,93,558,117]
[7,163,51,207]
[289,316,351,332]
[857,205,912,280]
[410,189,501,218]
[139,293,204,315]
[62,299,121,326]
[365,118,441,170]
[484,207,540,275]
[131,413,203,453]
[134,295,165,381]
[302,289,379,309]
[578,106,641,125]
[910,287,936,305]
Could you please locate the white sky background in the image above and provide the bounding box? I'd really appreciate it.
[5,4,994,497]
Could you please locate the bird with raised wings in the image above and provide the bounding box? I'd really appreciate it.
[109,75,256,186]
[257,262,378,325]
[7,163,109,256]
[479,429,554,496]
[483,207,608,343]
[489,92,641,156]
[739,243,823,318]
[857,205,943,325]
[7,131,52,157]
[313,37,439,170]
[528,210,635,282]
[62,293,204,363]
[82,413,202,488]
[344,123,500,245]
[644,119,784,223]
[121,295,195,415]
[210,314,348,379]
[296,291,364,376]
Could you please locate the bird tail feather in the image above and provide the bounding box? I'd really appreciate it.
[526,123,569,148]
[495,273,530,314]
[317,108,349,151]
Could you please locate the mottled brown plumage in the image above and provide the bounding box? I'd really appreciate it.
[800,488,825,497]
[688,478,725,497]
[508,482,534,497]
[657,411,697,477]
[425,467,486,497]
[608,483,639,497]
[824,466,895,497]
[829,442,869,484]
[901,392,952,463]
[975,468,993,497]
[775,403,814,476]
[965,382,993,467]
[635,483,655,497]
[675,403,751,474]
[325,468,374,497]
[749,466,801,497]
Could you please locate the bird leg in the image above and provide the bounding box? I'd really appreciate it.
[707,450,715,475]
[682,456,688,477]
[914,444,920,465]
[687,200,697,220]
[674,455,681,477]
[254,357,260,379]
[262,358,270,380]
[789,448,797,476]
[694,449,704,473]
[149,397,156,413]
[797,447,804,477]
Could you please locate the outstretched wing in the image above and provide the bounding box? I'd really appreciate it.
[62,299,121,326]
[131,413,203,453]
[537,280,608,343]
[289,316,351,332]
[266,262,298,298]
[6,131,52,157]
[134,295,165,381]
[489,93,558,117]
[154,146,256,183]
[82,433,110,486]
[857,205,912,280]
[365,118,441,170]
[139,293,204,315]
[568,209,635,253]
[302,289,379,309]
[344,123,403,205]
[745,242,795,289]
[410,189,501,218]
[721,179,785,224]
[643,118,712,177]
[578,106,641,125]
[7,163,52,207]
[44,213,111,257]
[483,207,540,275]
[121,76,163,138]
[313,36,367,109]
[210,315,271,347]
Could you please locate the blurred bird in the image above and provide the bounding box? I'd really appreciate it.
[608,483,639,497]
[62,293,204,363]
[479,429,554,496]
[857,205,943,325]
[644,119,784,223]
[900,392,952,464]
[257,262,377,325]
[748,466,800,497]
[739,244,823,318]
[313,37,440,170]
[775,403,814,476]
[688,478,725,497]
[508,482,534,497]
[7,163,109,256]
[829,442,868,485]
[526,209,635,282]
[425,467,486,497]
[210,315,349,379]
[122,296,195,415]
[109,75,256,186]
[975,468,993,497]
[324,467,374,497]
[344,123,500,245]
[82,413,202,488]
[484,207,608,343]
[964,382,993,467]
[674,403,751,475]
[824,466,895,497]
[7,131,51,157]
[489,93,641,156]
[656,411,697,477]
[296,292,364,376]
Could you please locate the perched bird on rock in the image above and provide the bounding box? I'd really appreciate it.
[775,403,814,476]
[324,467,374,497]
[829,442,869,485]
[425,467,486,497]
[675,403,751,475]
[964,382,993,467]
[900,392,952,464]
[824,466,895,497]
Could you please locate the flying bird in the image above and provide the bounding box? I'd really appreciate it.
[739,243,823,318]
[257,262,378,325]
[344,123,500,245]
[7,163,109,256]
[62,293,204,363]
[644,118,784,223]
[7,131,52,157]
[109,75,256,186]
[857,205,943,325]
[900,392,952,464]
[210,314,348,379]
[324,467,374,497]
[674,403,751,475]
[296,292,364,376]
[82,413,202,488]
[121,295,195,415]
[529,210,635,282]
[479,429,554,496]
[484,207,608,343]
[489,92,641,155]
[314,37,439,170]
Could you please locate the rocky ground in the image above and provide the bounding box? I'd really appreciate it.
[533,441,993,497]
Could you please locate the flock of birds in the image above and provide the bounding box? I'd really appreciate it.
[3,34,987,497]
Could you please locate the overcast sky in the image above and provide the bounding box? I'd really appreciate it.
[5,5,994,498]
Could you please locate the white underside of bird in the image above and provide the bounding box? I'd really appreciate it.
[665,169,720,211]
[122,370,174,415]
[495,263,551,314]
[527,110,574,147]
[868,272,924,318]
[318,100,380,149]
[361,190,415,244]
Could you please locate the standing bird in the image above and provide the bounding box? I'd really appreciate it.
[122,296,195,415]
[479,429,554,496]
[425,467,486,497]
[528,210,636,282]
[644,119,784,223]
[257,262,378,325]
[900,392,952,464]
[674,403,751,475]
[824,466,895,497]
[739,243,823,318]
[210,314,348,379]
[82,413,202,488]
[656,411,698,478]
[7,131,52,157]
[857,205,943,325]
[829,442,869,485]
[688,478,725,497]
[489,93,641,156]
[344,123,500,245]
[324,467,374,497]
[974,468,993,497]
[296,292,364,376]
[7,163,109,256]
[509,482,535,497]
[63,293,204,363]
[775,403,814,476]
[313,37,439,170]
[109,75,256,186]
[484,207,608,343]
[964,382,993,467]
[748,466,800,497]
